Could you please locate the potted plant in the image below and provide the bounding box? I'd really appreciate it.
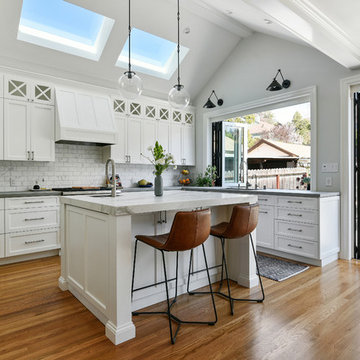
[195,165,218,187]
[142,141,176,196]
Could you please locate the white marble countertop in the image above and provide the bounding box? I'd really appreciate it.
[60,190,258,216]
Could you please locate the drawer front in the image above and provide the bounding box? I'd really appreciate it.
[275,220,318,242]
[0,210,4,234]
[6,208,59,233]
[276,208,318,224]
[277,196,318,210]
[257,195,276,206]
[0,198,4,209]
[0,234,4,258]
[257,205,275,248]
[6,230,59,257]
[5,196,58,210]
[276,236,318,259]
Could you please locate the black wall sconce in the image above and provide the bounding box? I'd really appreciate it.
[203,90,224,108]
[266,69,291,91]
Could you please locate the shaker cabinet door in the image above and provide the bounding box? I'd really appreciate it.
[4,99,30,161]
[30,104,55,161]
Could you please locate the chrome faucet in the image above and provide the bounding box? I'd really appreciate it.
[105,158,116,197]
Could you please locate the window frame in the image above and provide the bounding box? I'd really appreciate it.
[203,86,317,190]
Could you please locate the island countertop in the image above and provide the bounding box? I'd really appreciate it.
[60,190,258,216]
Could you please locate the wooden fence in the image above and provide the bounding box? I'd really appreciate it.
[247,167,308,190]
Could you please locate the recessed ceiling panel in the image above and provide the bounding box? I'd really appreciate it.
[17,0,114,61]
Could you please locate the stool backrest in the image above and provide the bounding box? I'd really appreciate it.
[222,203,259,239]
[164,208,211,251]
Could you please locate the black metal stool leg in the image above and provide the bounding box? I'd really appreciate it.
[202,244,218,324]
[161,250,179,344]
[131,239,138,300]
[220,237,234,315]
[187,249,194,295]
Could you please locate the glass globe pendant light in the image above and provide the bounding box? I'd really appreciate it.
[168,0,190,109]
[118,0,143,99]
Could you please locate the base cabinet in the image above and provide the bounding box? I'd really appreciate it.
[256,194,340,266]
[1,196,60,262]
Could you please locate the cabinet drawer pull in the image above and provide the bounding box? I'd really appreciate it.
[25,239,45,245]
[287,244,303,249]
[259,211,268,214]
[31,151,34,160]
[287,228,303,232]
[287,213,302,217]
[24,201,45,204]
[25,217,45,221]
[287,200,302,204]
[259,198,268,201]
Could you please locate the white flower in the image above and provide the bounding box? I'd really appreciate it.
[155,158,165,165]
[173,165,177,170]
[147,146,153,151]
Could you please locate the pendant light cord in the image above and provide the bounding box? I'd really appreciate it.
[128,0,132,76]
[177,0,180,87]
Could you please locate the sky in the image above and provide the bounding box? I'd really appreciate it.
[271,102,311,124]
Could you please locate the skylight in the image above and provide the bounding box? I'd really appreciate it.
[18,0,114,61]
[116,28,189,80]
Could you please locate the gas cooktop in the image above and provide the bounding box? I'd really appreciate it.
[52,186,121,195]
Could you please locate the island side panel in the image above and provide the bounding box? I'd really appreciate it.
[106,214,136,345]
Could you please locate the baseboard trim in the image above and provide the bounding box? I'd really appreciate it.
[0,249,59,265]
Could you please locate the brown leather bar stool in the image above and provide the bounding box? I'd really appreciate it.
[187,203,264,315]
[131,208,218,344]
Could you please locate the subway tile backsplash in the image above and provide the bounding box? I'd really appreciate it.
[0,144,185,191]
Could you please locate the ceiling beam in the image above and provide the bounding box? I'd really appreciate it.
[173,0,253,38]
[243,0,360,69]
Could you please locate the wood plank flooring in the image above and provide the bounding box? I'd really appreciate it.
[1,256,360,360]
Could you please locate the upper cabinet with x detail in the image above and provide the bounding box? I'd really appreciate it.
[4,75,54,105]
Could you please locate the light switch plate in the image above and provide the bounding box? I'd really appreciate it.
[321,163,338,173]
[325,177,332,187]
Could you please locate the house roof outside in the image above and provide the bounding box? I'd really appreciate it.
[248,139,310,159]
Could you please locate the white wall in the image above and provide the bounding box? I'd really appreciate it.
[0,144,181,191]
[194,32,359,191]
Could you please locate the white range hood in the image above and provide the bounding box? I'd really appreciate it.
[55,87,117,145]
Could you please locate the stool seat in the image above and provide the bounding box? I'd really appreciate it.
[135,233,169,249]
[210,222,228,237]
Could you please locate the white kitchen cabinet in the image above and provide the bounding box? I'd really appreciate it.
[170,123,182,165]
[256,194,340,266]
[4,99,29,161]
[182,124,195,166]
[0,199,4,258]
[4,74,54,105]
[107,115,127,163]
[4,99,55,161]
[156,120,170,155]
[4,196,60,258]
[257,205,275,248]
[170,123,195,166]
[0,99,3,160]
[31,103,55,161]
[126,117,142,164]
[141,119,157,159]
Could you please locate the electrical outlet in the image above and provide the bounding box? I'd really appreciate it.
[325,177,332,187]
[321,163,339,173]
[10,178,15,187]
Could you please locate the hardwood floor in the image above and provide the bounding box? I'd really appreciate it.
[1,256,360,360]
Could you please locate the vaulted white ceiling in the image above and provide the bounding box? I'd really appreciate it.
[0,0,358,102]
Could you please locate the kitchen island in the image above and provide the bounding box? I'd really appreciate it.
[58,190,257,345]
